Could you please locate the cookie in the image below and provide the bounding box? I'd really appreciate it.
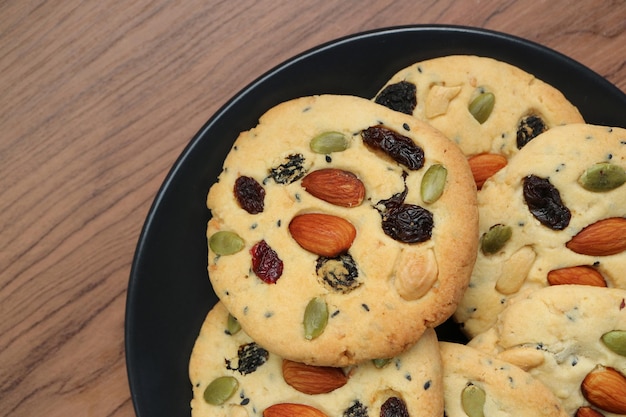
[440,342,567,416]
[373,55,584,188]
[468,285,626,416]
[454,124,626,337]
[189,302,444,417]
[206,94,478,366]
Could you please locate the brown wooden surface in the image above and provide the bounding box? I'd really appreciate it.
[1,1,625,416]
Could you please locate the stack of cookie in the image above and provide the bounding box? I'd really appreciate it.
[189,56,626,417]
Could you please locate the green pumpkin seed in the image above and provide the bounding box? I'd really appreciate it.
[578,162,626,192]
[461,384,486,417]
[421,164,448,203]
[209,231,244,255]
[469,92,495,124]
[601,330,626,356]
[203,376,239,405]
[226,313,241,335]
[372,358,391,368]
[310,131,349,154]
[303,297,328,340]
[480,224,512,255]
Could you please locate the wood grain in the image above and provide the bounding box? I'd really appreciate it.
[0,1,624,416]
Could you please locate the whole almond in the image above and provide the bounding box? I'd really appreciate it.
[566,217,626,256]
[576,407,605,417]
[282,359,348,394]
[289,213,356,257]
[301,168,365,207]
[263,403,328,417]
[467,153,507,189]
[547,265,607,287]
[581,366,626,414]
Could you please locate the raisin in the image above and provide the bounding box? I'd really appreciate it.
[344,400,369,417]
[234,176,265,214]
[250,240,283,283]
[316,253,360,293]
[376,174,433,243]
[225,342,269,375]
[374,81,417,115]
[516,114,547,149]
[380,397,409,417]
[269,154,306,184]
[361,125,424,170]
[523,174,571,230]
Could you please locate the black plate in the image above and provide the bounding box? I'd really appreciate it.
[125,25,626,417]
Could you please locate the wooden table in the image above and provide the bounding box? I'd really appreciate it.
[2,1,624,416]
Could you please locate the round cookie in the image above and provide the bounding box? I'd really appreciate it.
[454,124,626,337]
[189,302,444,417]
[468,285,626,417]
[373,55,584,187]
[440,342,567,416]
[206,94,478,366]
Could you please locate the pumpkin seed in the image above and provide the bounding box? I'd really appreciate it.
[372,358,391,368]
[226,313,241,335]
[421,164,448,203]
[203,376,239,405]
[310,131,349,154]
[578,162,626,192]
[601,330,626,357]
[461,384,486,417]
[469,92,495,124]
[480,224,512,255]
[209,231,244,255]
[303,297,328,340]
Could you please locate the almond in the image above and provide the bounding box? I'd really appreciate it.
[289,213,356,257]
[576,407,605,417]
[263,403,328,417]
[581,366,626,414]
[547,265,607,287]
[566,217,626,256]
[282,359,348,394]
[467,153,507,189]
[301,168,365,207]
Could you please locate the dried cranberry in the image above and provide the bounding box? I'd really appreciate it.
[361,125,424,170]
[374,81,417,115]
[250,240,283,283]
[380,397,409,417]
[516,114,547,149]
[523,174,571,230]
[234,176,265,214]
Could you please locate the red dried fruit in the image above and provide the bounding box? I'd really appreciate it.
[235,176,265,214]
[361,125,424,170]
[250,240,283,283]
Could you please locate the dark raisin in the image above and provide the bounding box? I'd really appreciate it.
[225,342,269,375]
[343,400,369,417]
[269,153,306,184]
[523,174,571,230]
[374,81,417,115]
[250,240,283,283]
[380,397,409,417]
[316,253,360,293]
[516,114,548,149]
[375,172,433,243]
[361,125,424,170]
[234,176,265,214]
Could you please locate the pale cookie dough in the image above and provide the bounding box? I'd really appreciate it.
[440,342,567,416]
[468,285,626,417]
[454,124,626,337]
[189,302,444,417]
[374,55,584,187]
[206,94,478,366]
